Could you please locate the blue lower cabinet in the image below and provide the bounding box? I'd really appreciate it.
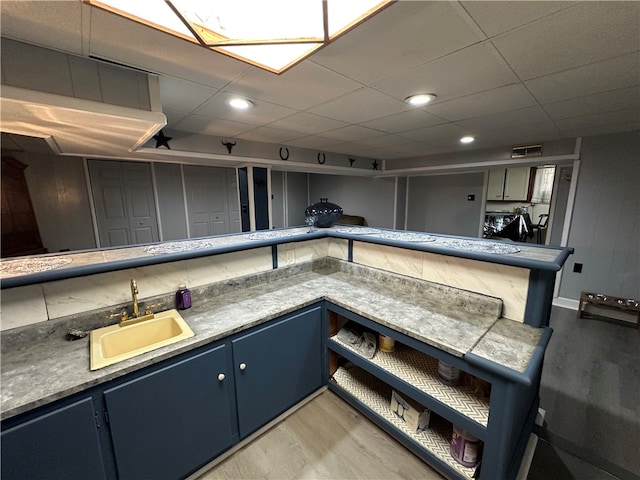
[1,397,107,480]
[233,306,323,438]
[103,344,235,480]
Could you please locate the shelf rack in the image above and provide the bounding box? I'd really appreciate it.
[331,365,478,480]
[330,336,490,428]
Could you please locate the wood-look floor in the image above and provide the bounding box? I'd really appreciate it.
[199,306,638,480]
[198,390,444,480]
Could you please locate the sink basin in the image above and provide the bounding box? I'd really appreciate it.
[90,309,195,370]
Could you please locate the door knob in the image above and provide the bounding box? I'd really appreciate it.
[239,363,247,371]
[217,373,225,381]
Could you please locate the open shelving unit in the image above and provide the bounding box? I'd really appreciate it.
[330,335,490,428]
[326,303,542,480]
[331,365,479,480]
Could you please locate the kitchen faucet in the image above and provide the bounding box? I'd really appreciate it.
[109,278,161,327]
[130,278,140,318]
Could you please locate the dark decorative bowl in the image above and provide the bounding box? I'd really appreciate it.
[305,198,343,228]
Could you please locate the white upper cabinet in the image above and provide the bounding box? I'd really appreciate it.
[487,167,531,201]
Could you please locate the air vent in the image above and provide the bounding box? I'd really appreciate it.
[511,144,542,158]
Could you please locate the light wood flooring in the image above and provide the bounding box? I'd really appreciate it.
[198,390,444,480]
[199,306,638,480]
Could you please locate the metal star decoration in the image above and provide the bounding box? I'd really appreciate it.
[153,130,172,149]
[372,160,379,170]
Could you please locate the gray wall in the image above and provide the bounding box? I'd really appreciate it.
[309,174,396,228]
[286,172,310,227]
[406,172,485,237]
[548,165,573,246]
[154,163,188,241]
[559,130,640,300]
[271,171,285,229]
[396,177,407,229]
[17,152,96,253]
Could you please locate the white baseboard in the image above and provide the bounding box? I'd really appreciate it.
[552,296,579,310]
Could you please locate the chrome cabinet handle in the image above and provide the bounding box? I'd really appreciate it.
[239,363,247,371]
[217,373,225,381]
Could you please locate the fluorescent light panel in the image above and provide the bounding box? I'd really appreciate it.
[86,0,392,73]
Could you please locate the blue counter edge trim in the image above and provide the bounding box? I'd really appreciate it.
[1,228,573,289]
[464,327,553,387]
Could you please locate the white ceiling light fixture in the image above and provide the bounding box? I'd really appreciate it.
[404,93,436,106]
[460,136,475,144]
[228,97,254,110]
[85,0,393,74]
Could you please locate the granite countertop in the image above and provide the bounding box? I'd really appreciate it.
[1,225,573,289]
[0,261,543,421]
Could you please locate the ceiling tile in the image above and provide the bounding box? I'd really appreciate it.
[233,61,361,110]
[88,8,250,87]
[312,1,485,85]
[159,76,218,112]
[284,135,347,150]
[162,108,190,127]
[478,121,563,146]
[321,125,386,142]
[455,106,552,133]
[196,91,297,125]
[173,114,255,137]
[554,108,640,132]
[492,2,640,80]
[559,121,640,139]
[360,109,447,133]
[460,1,577,38]
[525,51,640,104]
[236,126,303,144]
[543,86,640,120]
[427,83,538,121]
[266,112,348,135]
[0,1,84,55]
[399,123,472,148]
[373,42,519,102]
[309,88,408,124]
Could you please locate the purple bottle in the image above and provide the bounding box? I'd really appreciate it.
[176,283,191,310]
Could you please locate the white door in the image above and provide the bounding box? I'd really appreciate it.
[88,160,159,247]
[183,166,233,237]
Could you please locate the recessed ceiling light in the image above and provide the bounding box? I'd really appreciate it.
[404,93,436,106]
[228,98,254,110]
[460,136,475,144]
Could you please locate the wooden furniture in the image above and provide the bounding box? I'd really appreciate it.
[1,156,46,257]
[578,291,640,328]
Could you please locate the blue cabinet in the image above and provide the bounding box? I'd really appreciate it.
[326,303,543,480]
[233,305,323,438]
[103,344,235,480]
[1,397,106,480]
[1,305,324,480]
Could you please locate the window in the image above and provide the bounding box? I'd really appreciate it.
[531,166,556,204]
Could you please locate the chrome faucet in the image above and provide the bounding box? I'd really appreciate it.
[130,278,140,318]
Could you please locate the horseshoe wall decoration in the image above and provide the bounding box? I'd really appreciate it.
[279,147,289,160]
[317,152,326,165]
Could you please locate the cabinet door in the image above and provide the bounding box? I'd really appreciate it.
[1,397,106,480]
[232,306,323,438]
[487,169,506,200]
[104,344,235,480]
[503,167,531,201]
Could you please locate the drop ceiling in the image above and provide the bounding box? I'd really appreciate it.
[1,1,639,163]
